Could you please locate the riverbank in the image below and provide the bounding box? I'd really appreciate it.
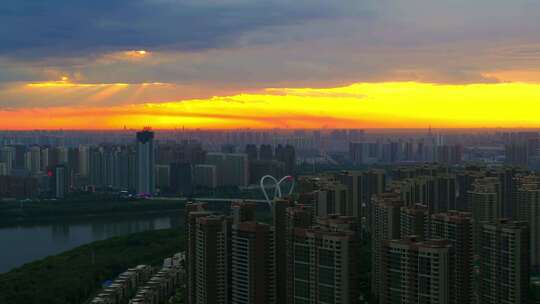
[0,196,185,227]
[0,228,184,304]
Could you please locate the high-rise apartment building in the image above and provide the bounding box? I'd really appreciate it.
[114,147,136,191]
[155,164,170,191]
[400,204,430,240]
[0,146,15,175]
[316,214,360,235]
[363,169,386,232]
[231,221,275,304]
[170,162,193,195]
[275,144,296,175]
[57,146,69,165]
[349,142,366,165]
[245,144,258,161]
[291,220,360,304]
[259,144,273,161]
[193,164,217,189]
[336,171,364,222]
[195,215,232,304]
[285,205,313,304]
[315,182,349,217]
[78,145,90,178]
[26,146,41,175]
[273,199,294,304]
[136,129,155,194]
[456,168,486,211]
[488,166,528,218]
[205,152,249,187]
[380,237,452,304]
[430,211,474,304]
[185,202,212,304]
[40,147,49,172]
[469,177,501,253]
[516,175,540,272]
[249,159,285,184]
[0,162,7,176]
[506,141,529,168]
[478,220,530,304]
[52,164,69,199]
[432,174,457,212]
[230,201,256,224]
[88,147,104,187]
[371,192,404,297]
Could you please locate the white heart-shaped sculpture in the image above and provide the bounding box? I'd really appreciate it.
[260,175,295,207]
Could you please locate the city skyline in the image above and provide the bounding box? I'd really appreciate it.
[3,2,540,303]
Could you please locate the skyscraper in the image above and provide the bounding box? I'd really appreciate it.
[371,192,404,297]
[478,220,530,304]
[516,175,540,272]
[291,223,361,304]
[400,204,429,240]
[275,144,296,175]
[315,182,349,217]
[185,202,212,304]
[273,199,294,304]
[0,146,15,175]
[285,205,313,304]
[469,177,501,253]
[431,211,474,304]
[336,170,364,222]
[78,145,90,178]
[231,222,275,304]
[155,164,170,191]
[380,237,452,304]
[52,164,69,199]
[136,129,155,194]
[205,152,249,187]
[456,168,486,211]
[27,146,41,175]
[0,162,7,176]
[432,174,457,212]
[505,141,529,168]
[170,162,193,195]
[40,147,49,172]
[245,144,258,161]
[259,144,273,161]
[195,215,232,304]
[363,169,386,232]
[230,201,256,224]
[488,166,528,218]
[349,142,366,165]
[193,164,217,189]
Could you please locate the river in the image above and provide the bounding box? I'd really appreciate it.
[0,212,183,273]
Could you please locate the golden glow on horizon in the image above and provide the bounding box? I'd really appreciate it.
[26,77,130,89]
[4,81,540,130]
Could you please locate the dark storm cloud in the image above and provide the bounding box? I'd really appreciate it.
[3,0,540,110]
[0,0,366,59]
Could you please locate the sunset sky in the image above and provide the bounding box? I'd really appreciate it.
[2,0,540,130]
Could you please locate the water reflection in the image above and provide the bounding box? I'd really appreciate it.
[0,212,183,273]
[52,224,71,243]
